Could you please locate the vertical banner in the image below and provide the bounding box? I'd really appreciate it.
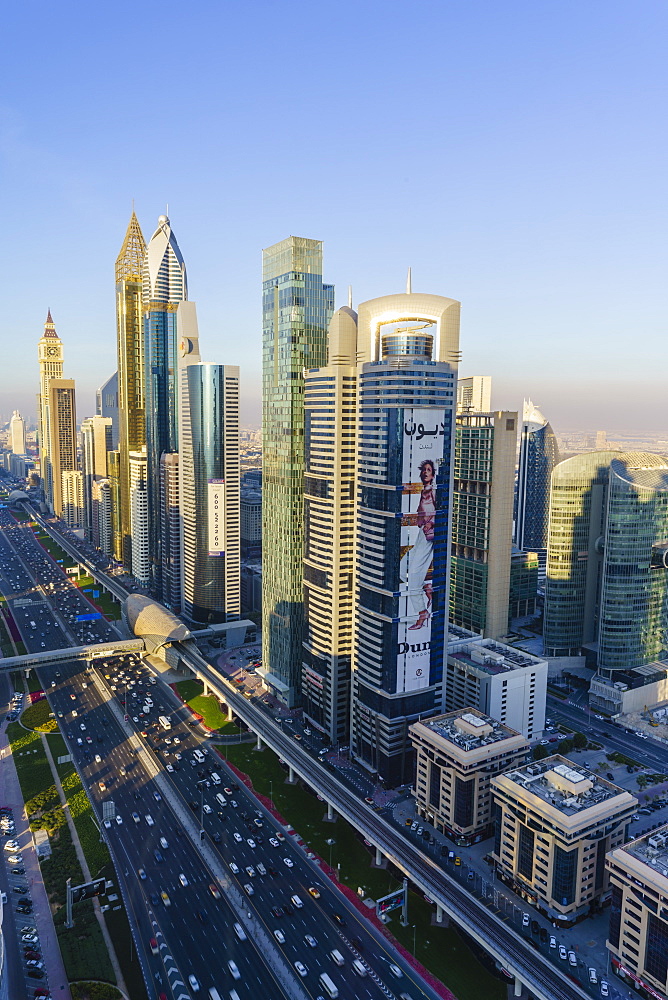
[208,479,225,556]
[397,407,445,692]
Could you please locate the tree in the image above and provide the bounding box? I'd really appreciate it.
[533,745,549,761]
[558,739,574,755]
[573,732,587,749]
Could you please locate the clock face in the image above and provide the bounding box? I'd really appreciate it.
[46,346,59,357]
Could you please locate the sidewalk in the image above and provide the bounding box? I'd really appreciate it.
[0,718,72,999]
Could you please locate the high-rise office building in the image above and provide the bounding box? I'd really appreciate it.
[61,469,84,529]
[47,379,77,523]
[106,449,122,560]
[37,310,64,509]
[544,450,620,659]
[261,237,334,704]
[177,302,241,623]
[456,375,491,413]
[142,214,187,597]
[10,411,26,455]
[160,452,181,608]
[116,211,147,571]
[129,450,149,585]
[303,305,358,743]
[450,410,517,637]
[350,287,460,786]
[80,415,112,542]
[96,372,119,450]
[514,399,559,566]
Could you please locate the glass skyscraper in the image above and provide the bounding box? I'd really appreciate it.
[515,399,559,567]
[142,215,188,598]
[262,237,334,703]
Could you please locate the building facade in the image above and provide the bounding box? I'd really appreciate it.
[606,826,668,997]
[450,410,517,637]
[61,470,84,529]
[80,415,112,543]
[492,756,636,923]
[47,379,77,523]
[514,399,559,566]
[456,375,491,414]
[96,372,119,450]
[142,215,188,597]
[410,708,528,845]
[508,547,539,620]
[261,237,334,704]
[302,306,358,744]
[350,288,460,787]
[129,450,149,585]
[10,411,26,455]
[444,635,547,740]
[37,310,64,509]
[115,211,147,571]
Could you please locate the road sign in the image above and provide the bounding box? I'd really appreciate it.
[76,612,102,622]
[376,887,404,915]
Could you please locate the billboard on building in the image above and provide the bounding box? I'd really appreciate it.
[207,479,225,556]
[397,407,445,693]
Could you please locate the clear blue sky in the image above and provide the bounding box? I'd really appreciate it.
[1,0,666,435]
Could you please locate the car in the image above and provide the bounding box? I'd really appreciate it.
[159,836,169,849]
[115,815,123,825]
[24,950,40,960]
[522,912,530,928]
[8,855,22,864]
[549,935,557,949]
[588,968,598,984]
[21,934,38,944]
[4,840,19,850]
[11,867,25,875]
[600,981,609,997]
[153,791,162,802]
[283,857,294,868]
[160,891,171,907]
[86,737,93,744]
[234,832,243,842]
[243,883,254,895]
[247,838,256,848]
[308,886,321,899]
[228,960,241,980]
[568,951,577,967]
[27,970,44,980]
[203,804,212,814]
[638,733,649,739]
[79,723,86,730]
[294,961,308,977]
[145,815,154,826]
[26,960,44,969]
[138,868,147,880]
[13,885,29,893]
[209,883,221,899]
[332,912,346,926]
[188,973,200,992]
[253,818,263,828]
[274,929,286,943]
[224,787,233,795]
[559,944,567,960]
[229,862,240,874]
[166,763,174,772]
[305,934,317,948]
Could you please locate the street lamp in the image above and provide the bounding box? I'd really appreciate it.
[197,780,205,840]
[412,924,417,956]
[326,838,336,869]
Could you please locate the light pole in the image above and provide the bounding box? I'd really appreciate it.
[326,837,336,869]
[269,780,274,810]
[197,780,205,840]
[412,924,417,956]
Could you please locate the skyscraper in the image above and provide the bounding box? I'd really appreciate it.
[303,305,358,742]
[10,411,26,455]
[96,372,119,450]
[450,410,517,637]
[543,451,618,658]
[176,305,241,623]
[116,212,147,571]
[456,375,491,413]
[142,214,187,596]
[37,310,64,509]
[350,286,460,786]
[47,379,78,524]
[262,237,334,703]
[514,399,559,567]
[80,416,112,543]
[129,450,149,585]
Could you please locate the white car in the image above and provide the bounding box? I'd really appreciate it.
[159,837,169,849]
[274,929,285,944]
[247,838,256,849]
[166,764,174,773]
[188,973,200,992]
[103,819,112,829]
[294,961,308,978]
[269,837,279,848]
[283,857,294,868]
[203,804,212,814]
[304,934,317,948]
[233,832,243,843]
[229,862,240,874]
[115,815,123,825]
[179,873,188,887]
[228,960,241,980]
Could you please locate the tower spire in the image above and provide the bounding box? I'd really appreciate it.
[43,309,59,339]
[348,285,353,309]
[116,211,147,283]
[406,267,412,295]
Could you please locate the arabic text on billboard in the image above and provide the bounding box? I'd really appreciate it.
[397,407,444,694]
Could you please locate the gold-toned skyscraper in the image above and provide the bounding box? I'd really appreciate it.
[115,211,147,571]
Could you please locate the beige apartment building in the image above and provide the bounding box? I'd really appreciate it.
[606,826,668,997]
[410,708,529,845]
[492,756,637,923]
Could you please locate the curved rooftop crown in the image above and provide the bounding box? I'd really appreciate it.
[142,214,187,304]
[124,594,192,652]
[610,453,668,493]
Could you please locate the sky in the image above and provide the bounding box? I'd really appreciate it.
[1,0,666,435]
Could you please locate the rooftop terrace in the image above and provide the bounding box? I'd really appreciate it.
[501,756,624,816]
[419,709,521,753]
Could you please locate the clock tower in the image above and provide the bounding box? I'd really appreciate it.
[37,310,64,509]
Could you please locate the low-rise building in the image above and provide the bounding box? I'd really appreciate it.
[492,756,637,923]
[410,708,528,845]
[606,825,668,997]
[444,636,547,740]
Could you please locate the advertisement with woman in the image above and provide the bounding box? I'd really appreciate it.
[398,407,445,693]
